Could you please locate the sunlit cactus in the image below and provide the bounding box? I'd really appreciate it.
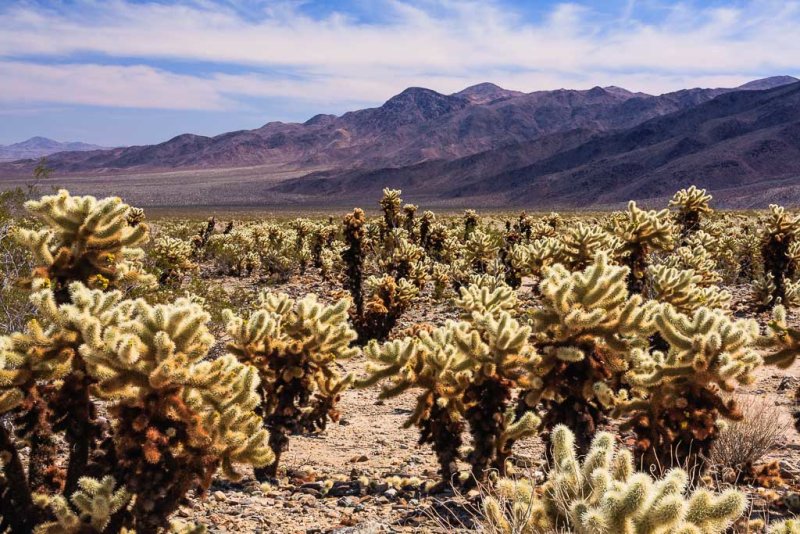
[556,222,621,270]
[770,520,800,534]
[758,305,800,431]
[670,186,713,238]
[759,204,800,308]
[613,201,676,293]
[1,283,130,502]
[379,188,403,231]
[382,228,425,284]
[419,210,436,251]
[616,305,762,473]
[353,275,419,343]
[662,239,722,287]
[80,293,273,530]
[14,190,154,302]
[225,291,357,480]
[454,285,541,483]
[359,327,470,488]
[34,476,129,534]
[484,426,746,534]
[525,253,659,454]
[464,228,499,274]
[152,235,196,286]
[648,265,731,314]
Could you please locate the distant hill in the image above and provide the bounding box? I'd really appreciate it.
[0,137,107,162]
[1,75,799,208]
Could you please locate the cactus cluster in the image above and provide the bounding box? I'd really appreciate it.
[616,305,762,472]
[670,185,713,239]
[14,189,155,300]
[525,253,659,454]
[613,201,676,293]
[484,425,746,534]
[0,192,273,533]
[225,292,357,479]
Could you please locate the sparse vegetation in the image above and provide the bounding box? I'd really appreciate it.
[1,187,800,532]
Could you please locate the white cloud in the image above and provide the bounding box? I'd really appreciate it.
[0,0,798,112]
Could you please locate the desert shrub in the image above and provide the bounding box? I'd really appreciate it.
[709,394,791,477]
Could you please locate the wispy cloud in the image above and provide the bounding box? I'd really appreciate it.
[0,0,798,125]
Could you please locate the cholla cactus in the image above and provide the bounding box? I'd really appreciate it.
[361,285,539,486]
[80,292,273,530]
[342,208,366,316]
[662,239,722,287]
[556,223,621,271]
[382,229,425,284]
[379,188,402,231]
[431,262,452,300]
[648,265,731,314]
[525,253,659,453]
[670,186,713,238]
[34,476,129,534]
[224,292,357,479]
[484,425,746,534]
[353,275,419,343]
[465,229,499,274]
[152,235,196,286]
[617,305,762,472]
[759,305,800,431]
[759,204,800,308]
[463,209,478,239]
[419,210,436,251]
[613,201,676,293]
[455,286,541,482]
[359,327,470,487]
[1,283,131,500]
[770,520,800,534]
[14,190,154,301]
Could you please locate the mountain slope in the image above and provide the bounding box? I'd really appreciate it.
[2,76,799,208]
[0,137,106,162]
[274,81,800,208]
[2,81,767,173]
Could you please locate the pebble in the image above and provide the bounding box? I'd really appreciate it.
[213,491,227,502]
[338,496,358,508]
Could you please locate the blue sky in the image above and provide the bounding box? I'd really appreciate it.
[0,0,798,146]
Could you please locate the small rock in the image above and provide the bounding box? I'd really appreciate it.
[383,488,398,500]
[349,454,369,463]
[213,490,226,502]
[337,496,358,508]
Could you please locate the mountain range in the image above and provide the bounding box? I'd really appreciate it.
[1,75,799,208]
[0,137,106,162]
